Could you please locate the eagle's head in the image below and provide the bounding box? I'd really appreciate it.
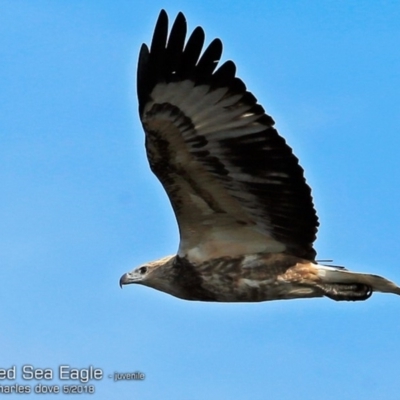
[119,255,179,295]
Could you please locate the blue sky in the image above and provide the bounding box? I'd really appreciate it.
[1,1,400,399]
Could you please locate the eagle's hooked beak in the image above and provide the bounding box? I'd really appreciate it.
[119,271,142,288]
[119,273,129,288]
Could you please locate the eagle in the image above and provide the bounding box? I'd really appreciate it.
[119,10,400,302]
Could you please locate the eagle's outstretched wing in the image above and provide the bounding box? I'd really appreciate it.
[137,10,319,263]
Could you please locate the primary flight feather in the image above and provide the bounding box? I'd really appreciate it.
[120,10,400,302]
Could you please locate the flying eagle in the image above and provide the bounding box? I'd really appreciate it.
[120,10,400,302]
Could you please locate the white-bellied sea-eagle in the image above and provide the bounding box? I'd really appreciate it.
[120,10,400,302]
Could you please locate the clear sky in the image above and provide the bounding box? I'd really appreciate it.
[1,1,400,399]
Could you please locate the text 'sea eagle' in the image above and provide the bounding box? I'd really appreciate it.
[120,10,400,302]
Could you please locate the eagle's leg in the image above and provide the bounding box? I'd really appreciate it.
[315,283,373,301]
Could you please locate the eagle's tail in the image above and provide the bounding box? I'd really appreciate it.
[316,265,400,300]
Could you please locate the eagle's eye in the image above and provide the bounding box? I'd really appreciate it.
[138,266,147,275]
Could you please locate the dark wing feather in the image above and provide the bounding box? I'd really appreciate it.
[137,10,319,261]
[179,27,204,79]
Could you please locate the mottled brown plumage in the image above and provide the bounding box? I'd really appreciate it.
[119,10,400,302]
